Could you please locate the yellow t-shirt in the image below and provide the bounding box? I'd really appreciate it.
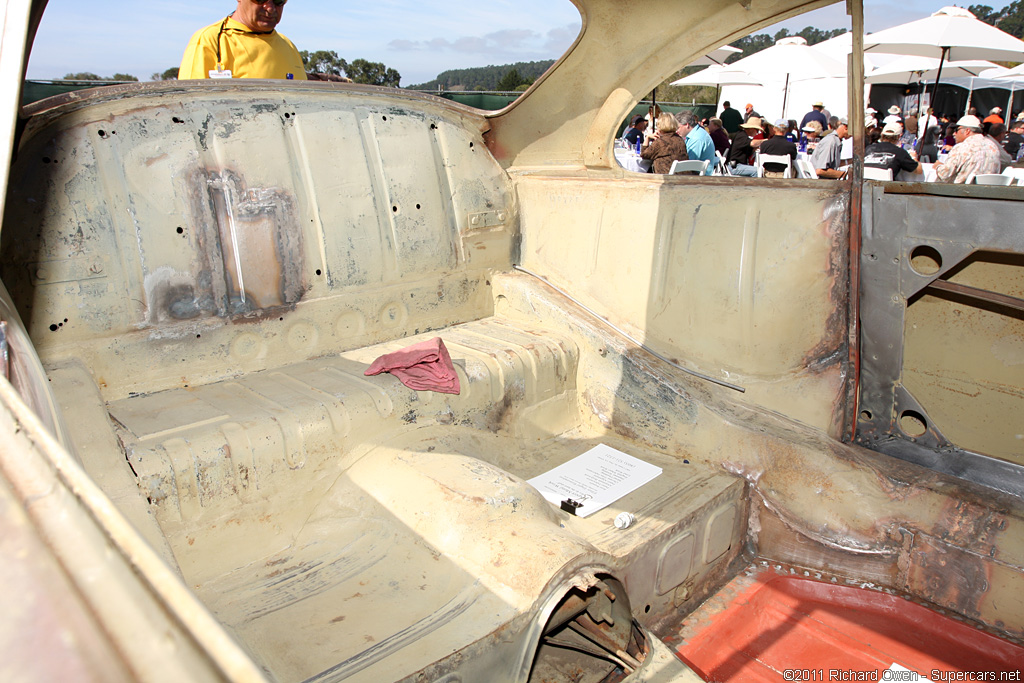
[179,17,308,80]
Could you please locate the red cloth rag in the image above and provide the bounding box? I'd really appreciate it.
[364,337,461,394]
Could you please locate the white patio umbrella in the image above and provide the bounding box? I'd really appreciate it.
[670,65,763,87]
[685,45,742,68]
[650,47,743,114]
[670,65,763,113]
[702,36,847,114]
[864,7,1024,102]
[992,63,1024,80]
[866,56,1001,113]
[865,57,1000,84]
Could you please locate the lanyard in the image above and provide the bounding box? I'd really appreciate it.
[215,17,229,70]
[215,17,272,71]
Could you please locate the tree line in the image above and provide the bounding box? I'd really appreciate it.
[407,60,555,91]
[300,50,401,86]
[57,53,401,87]
[969,2,1024,38]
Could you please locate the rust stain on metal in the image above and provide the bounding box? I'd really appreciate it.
[905,533,990,622]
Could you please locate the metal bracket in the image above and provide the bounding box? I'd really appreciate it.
[467,209,507,230]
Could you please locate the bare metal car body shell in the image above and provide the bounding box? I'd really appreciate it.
[0,0,1022,680]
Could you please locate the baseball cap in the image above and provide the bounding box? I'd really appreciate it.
[956,114,982,129]
[774,118,788,128]
[881,122,901,136]
[836,117,849,126]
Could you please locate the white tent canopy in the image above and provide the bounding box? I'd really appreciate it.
[866,57,1001,85]
[864,6,1024,63]
[682,36,849,121]
[687,8,1024,124]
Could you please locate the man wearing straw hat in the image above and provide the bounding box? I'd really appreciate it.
[799,101,828,132]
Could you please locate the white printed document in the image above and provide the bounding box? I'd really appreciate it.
[527,444,662,517]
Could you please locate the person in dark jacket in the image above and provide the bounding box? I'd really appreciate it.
[865,122,923,180]
[1003,119,1024,159]
[708,117,730,155]
[623,115,648,147]
[719,101,742,134]
[726,118,762,176]
[640,113,689,174]
[799,102,828,132]
[758,119,798,176]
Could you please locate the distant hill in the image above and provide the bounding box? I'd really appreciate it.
[407,60,556,92]
[407,25,851,93]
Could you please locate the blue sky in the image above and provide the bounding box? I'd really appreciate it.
[25,0,1016,87]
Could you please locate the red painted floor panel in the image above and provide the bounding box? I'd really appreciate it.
[669,566,1024,682]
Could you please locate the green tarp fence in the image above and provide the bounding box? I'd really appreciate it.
[22,82,716,136]
[431,91,715,136]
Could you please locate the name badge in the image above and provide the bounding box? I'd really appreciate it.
[208,69,233,79]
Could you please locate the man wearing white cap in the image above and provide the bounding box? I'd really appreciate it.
[933,115,1004,183]
[865,122,923,181]
[983,107,1004,126]
[800,120,823,152]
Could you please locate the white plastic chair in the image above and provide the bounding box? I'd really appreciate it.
[863,167,893,181]
[755,153,792,178]
[714,151,731,176]
[794,158,817,179]
[974,174,1013,186]
[668,159,710,175]
[1001,167,1024,186]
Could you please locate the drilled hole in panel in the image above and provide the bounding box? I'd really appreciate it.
[898,410,928,438]
[910,245,943,276]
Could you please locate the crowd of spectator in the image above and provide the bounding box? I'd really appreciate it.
[621,98,1023,183]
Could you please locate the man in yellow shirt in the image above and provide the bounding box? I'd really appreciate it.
[180,0,307,80]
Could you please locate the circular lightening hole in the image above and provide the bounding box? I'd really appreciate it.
[910,245,942,276]
[898,410,928,438]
